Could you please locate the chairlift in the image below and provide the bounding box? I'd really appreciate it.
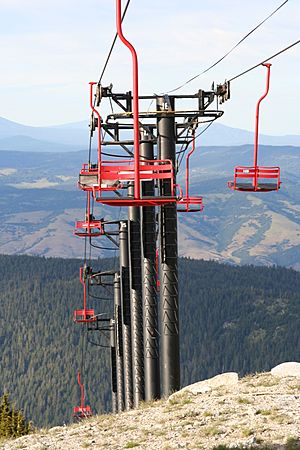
[73,370,92,420]
[74,192,105,237]
[78,8,178,207]
[74,267,97,323]
[177,134,204,213]
[228,63,281,192]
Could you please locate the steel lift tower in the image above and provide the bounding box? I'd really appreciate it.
[74,0,229,412]
[83,83,226,398]
[72,0,283,415]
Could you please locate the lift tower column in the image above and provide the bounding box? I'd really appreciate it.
[114,272,124,412]
[110,317,117,414]
[157,96,180,396]
[140,129,160,400]
[119,221,134,410]
[128,183,144,407]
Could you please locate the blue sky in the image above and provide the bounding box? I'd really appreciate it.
[0,0,299,135]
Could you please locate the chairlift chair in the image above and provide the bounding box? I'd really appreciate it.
[177,134,204,213]
[74,267,97,323]
[74,192,105,237]
[79,6,178,208]
[73,371,92,420]
[228,63,281,192]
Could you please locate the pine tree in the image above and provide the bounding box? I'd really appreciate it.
[10,405,17,438]
[0,394,30,438]
[16,410,28,436]
[0,393,11,437]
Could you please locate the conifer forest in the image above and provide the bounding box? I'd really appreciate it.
[0,254,299,427]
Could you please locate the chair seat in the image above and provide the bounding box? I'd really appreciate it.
[74,309,96,323]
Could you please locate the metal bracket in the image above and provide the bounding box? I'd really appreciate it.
[216,80,230,104]
[96,83,113,106]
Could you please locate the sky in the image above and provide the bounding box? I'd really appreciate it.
[0,0,299,135]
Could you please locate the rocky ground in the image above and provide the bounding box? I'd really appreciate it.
[1,367,300,450]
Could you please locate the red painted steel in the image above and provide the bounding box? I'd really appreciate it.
[177,135,204,212]
[74,192,105,237]
[94,197,177,207]
[74,267,97,323]
[96,160,174,183]
[79,160,174,191]
[253,63,271,188]
[79,159,177,206]
[73,371,92,419]
[116,0,140,199]
[254,64,271,170]
[228,64,281,192]
[228,166,280,191]
[77,4,177,206]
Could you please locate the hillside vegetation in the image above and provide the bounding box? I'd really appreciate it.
[2,372,300,450]
[0,255,299,428]
[1,145,300,268]
[0,144,300,270]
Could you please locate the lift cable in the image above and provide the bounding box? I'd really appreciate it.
[177,119,217,172]
[176,128,192,172]
[164,0,289,94]
[80,326,87,376]
[228,38,300,82]
[175,36,300,172]
[98,0,131,85]
[194,118,217,140]
[113,207,122,271]
[87,337,110,348]
[87,330,111,349]
[89,240,117,251]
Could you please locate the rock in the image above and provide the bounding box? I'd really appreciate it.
[182,382,212,395]
[48,426,62,433]
[271,362,300,378]
[204,372,239,388]
[169,372,239,400]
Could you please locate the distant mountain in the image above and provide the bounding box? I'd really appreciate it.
[200,122,300,147]
[48,120,87,130]
[0,135,81,153]
[1,116,300,152]
[0,145,299,269]
[0,117,88,150]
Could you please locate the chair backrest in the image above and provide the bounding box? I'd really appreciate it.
[234,166,280,180]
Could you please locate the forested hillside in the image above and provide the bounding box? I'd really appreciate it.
[0,255,299,428]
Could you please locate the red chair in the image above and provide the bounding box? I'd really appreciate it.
[73,371,92,420]
[78,24,177,207]
[177,134,203,212]
[74,193,105,237]
[228,63,281,192]
[74,267,97,324]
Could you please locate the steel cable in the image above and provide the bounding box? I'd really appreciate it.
[164,0,289,94]
[228,38,300,82]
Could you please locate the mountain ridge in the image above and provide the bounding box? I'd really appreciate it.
[2,116,300,151]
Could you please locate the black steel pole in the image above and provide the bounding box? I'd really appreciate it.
[119,220,134,410]
[128,184,144,407]
[114,272,124,412]
[140,130,160,400]
[110,318,117,414]
[157,95,180,396]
